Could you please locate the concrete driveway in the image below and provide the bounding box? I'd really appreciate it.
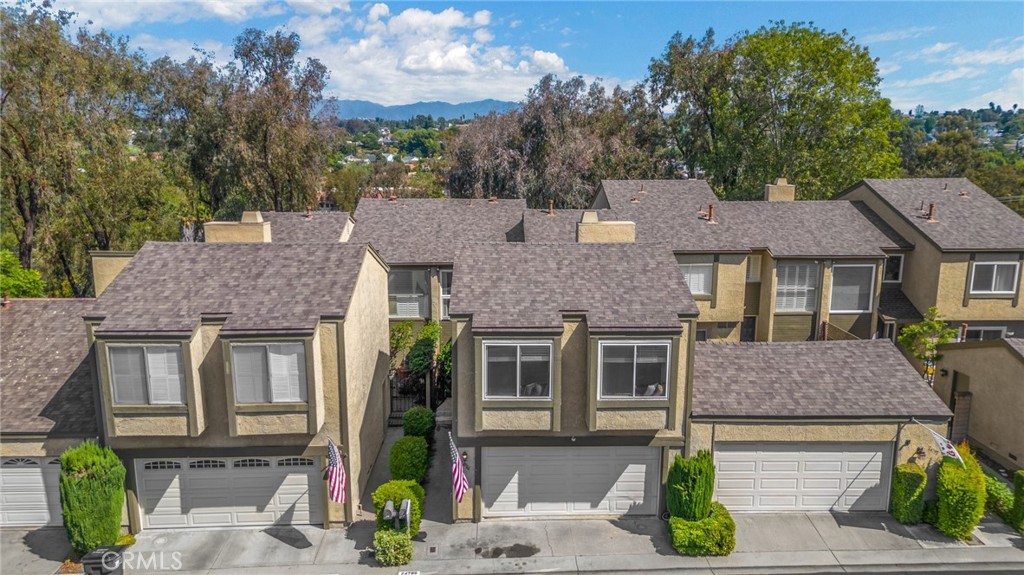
[1,528,71,575]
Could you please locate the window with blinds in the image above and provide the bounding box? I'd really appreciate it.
[232,343,307,404]
[483,342,552,399]
[440,270,453,319]
[830,265,875,313]
[109,345,186,405]
[388,269,430,318]
[679,264,713,295]
[598,342,670,399]
[775,263,819,312]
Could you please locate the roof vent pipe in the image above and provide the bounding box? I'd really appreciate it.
[489,195,498,203]
[547,199,554,216]
[388,191,398,202]
[706,204,717,224]
[959,322,969,342]
[926,203,936,222]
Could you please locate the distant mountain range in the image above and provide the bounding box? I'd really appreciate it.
[325,99,518,120]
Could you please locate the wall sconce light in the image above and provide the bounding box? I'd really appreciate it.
[915,447,927,458]
[939,368,949,377]
[460,451,468,463]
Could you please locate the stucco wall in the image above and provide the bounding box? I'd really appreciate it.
[341,251,391,522]
[480,410,552,430]
[676,254,747,326]
[202,221,271,243]
[576,220,636,243]
[0,437,91,457]
[91,253,134,297]
[234,413,308,435]
[937,253,1024,321]
[595,410,668,430]
[936,344,1024,470]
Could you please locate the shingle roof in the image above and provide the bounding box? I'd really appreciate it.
[850,201,913,250]
[693,340,952,419]
[0,299,99,436]
[1006,338,1024,360]
[848,178,1024,251]
[604,197,900,257]
[450,242,698,332]
[261,211,350,243]
[94,242,372,336]
[349,198,527,265]
[522,209,586,243]
[598,179,719,210]
[878,285,923,322]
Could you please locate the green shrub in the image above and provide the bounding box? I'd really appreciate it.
[59,442,126,555]
[984,473,1014,523]
[406,321,441,377]
[935,443,986,540]
[372,480,425,534]
[668,502,736,556]
[1011,470,1024,532]
[402,406,435,439]
[390,436,429,483]
[923,500,938,526]
[390,321,415,369]
[373,529,413,566]
[666,451,715,521]
[891,463,927,525]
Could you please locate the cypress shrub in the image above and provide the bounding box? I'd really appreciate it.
[668,502,736,556]
[406,321,441,377]
[389,436,429,483]
[59,442,126,555]
[935,443,986,540]
[372,479,425,534]
[984,473,1014,524]
[402,406,435,440]
[374,529,414,566]
[1011,470,1024,532]
[666,451,715,521]
[890,463,927,524]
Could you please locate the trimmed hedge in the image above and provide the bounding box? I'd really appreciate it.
[374,529,414,566]
[407,321,441,377]
[668,502,736,556]
[59,442,126,555]
[403,406,435,439]
[666,451,714,521]
[390,436,429,483]
[891,462,927,525]
[935,443,986,540]
[372,480,425,534]
[1012,470,1024,531]
[923,499,938,526]
[984,473,1014,524]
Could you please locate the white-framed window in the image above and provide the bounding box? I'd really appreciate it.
[231,343,307,404]
[680,263,713,296]
[964,326,1006,341]
[830,265,876,313]
[388,269,430,318]
[108,345,186,405]
[598,341,670,399]
[189,459,226,469]
[883,254,903,283]
[970,262,1019,295]
[775,263,819,312]
[483,341,552,399]
[746,255,762,282]
[440,270,453,320]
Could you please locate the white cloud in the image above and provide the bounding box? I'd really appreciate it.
[886,67,983,89]
[285,0,349,15]
[529,50,567,73]
[132,33,229,65]
[949,37,1024,66]
[876,61,902,77]
[861,26,936,44]
[509,19,522,29]
[63,0,287,29]
[952,67,1024,109]
[473,28,494,44]
[920,42,956,56]
[367,3,389,23]
[472,10,491,27]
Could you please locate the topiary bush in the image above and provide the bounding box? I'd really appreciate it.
[402,406,435,440]
[668,502,736,556]
[59,441,127,555]
[372,479,425,534]
[935,443,986,540]
[666,451,715,521]
[406,321,441,378]
[1011,470,1024,532]
[891,462,927,525]
[373,529,413,566]
[390,436,429,483]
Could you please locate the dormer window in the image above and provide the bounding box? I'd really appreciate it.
[598,341,670,399]
[970,262,1018,295]
[483,342,552,399]
[108,345,186,405]
[231,343,307,403]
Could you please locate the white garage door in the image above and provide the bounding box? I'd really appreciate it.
[135,457,324,529]
[482,446,660,518]
[714,442,892,512]
[0,457,63,527]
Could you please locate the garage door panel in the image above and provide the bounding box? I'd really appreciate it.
[0,458,64,527]
[715,442,892,513]
[482,447,659,518]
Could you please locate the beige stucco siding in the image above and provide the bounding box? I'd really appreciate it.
[202,221,271,243]
[0,437,92,458]
[935,344,1024,470]
[480,410,552,430]
[90,253,134,297]
[937,253,1024,321]
[676,254,747,328]
[341,251,391,524]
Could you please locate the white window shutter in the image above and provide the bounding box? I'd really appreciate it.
[145,347,184,404]
[233,346,268,403]
[268,344,306,402]
[110,347,147,404]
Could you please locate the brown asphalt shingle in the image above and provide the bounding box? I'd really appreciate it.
[599,179,719,210]
[450,242,698,333]
[693,340,952,419]
[846,178,1024,251]
[1,299,99,435]
[350,198,527,265]
[94,242,371,336]
[879,285,923,322]
[261,211,350,243]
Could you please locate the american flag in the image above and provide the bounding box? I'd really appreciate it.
[449,431,469,503]
[327,437,346,504]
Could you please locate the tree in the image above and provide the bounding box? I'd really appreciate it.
[897,307,958,385]
[0,250,44,297]
[59,441,126,555]
[650,22,901,200]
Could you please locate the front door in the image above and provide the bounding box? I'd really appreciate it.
[741,316,757,341]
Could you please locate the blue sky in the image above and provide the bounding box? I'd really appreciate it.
[57,1,1023,110]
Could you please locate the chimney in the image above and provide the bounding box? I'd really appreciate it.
[764,177,796,201]
[489,195,498,203]
[926,203,936,222]
[547,199,554,216]
[240,211,264,223]
[576,211,635,243]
